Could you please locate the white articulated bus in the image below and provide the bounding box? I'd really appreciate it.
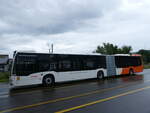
[10,52,143,88]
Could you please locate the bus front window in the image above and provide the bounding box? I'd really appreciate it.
[15,55,37,76]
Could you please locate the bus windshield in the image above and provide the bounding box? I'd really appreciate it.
[13,55,38,76]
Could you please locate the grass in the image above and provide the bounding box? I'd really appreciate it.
[144,64,150,69]
[0,72,10,82]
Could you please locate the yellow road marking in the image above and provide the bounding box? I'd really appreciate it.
[55,86,150,113]
[0,79,148,113]
[0,84,127,113]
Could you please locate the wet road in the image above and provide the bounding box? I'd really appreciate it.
[0,69,150,113]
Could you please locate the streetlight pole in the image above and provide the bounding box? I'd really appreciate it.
[51,44,53,53]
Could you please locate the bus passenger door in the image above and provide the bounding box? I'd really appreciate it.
[57,60,74,81]
[71,59,96,80]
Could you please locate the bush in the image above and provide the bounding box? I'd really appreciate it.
[0,72,10,82]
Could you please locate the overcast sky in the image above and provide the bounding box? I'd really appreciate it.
[0,0,150,57]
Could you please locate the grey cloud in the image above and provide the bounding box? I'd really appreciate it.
[0,0,120,35]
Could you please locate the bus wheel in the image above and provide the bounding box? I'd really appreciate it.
[43,75,55,87]
[129,69,134,75]
[97,71,104,80]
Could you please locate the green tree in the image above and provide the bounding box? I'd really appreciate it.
[137,49,150,64]
[94,43,132,55]
[121,46,132,54]
[94,43,119,54]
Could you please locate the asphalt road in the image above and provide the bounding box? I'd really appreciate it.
[0,69,150,113]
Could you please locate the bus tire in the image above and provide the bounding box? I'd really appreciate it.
[42,75,55,87]
[97,71,104,80]
[129,69,134,75]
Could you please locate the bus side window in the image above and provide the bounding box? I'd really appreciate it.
[58,60,71,71]
[137,57,142,66]
[83,60,94,70]
[38,62,49,71]
[49,62,57,71]
[95,56,106,69]
[72,60,82,71]
[131,57,141,66]
[115,56,127,68]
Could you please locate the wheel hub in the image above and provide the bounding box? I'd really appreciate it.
[46,78,52,84]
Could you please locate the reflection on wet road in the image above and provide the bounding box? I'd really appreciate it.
[0,69,150,113]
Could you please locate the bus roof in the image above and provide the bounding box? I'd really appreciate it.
[15,52,105,56]
[14,51,142,57]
